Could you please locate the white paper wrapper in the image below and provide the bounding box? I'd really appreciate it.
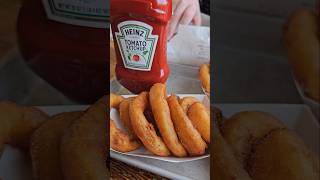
[167,24,210,66]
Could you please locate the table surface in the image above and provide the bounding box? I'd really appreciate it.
[110,159,168,179]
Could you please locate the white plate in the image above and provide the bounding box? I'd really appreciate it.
[293,77,320,119]
[0,102,319,180]
[110,94,210,163]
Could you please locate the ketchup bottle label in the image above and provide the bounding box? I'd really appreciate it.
[115,21,158,71]
[42,0,109,28]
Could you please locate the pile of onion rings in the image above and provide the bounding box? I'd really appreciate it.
[110,83,210,157]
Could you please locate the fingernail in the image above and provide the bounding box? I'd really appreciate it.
[167,31,172,41]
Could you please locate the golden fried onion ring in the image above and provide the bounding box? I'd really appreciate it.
[31,111,83,180]
[187,102,210,143]
[167,95,207,156]
[0,101,48,151]
[61,97,108,180]
[221,111,285,166]
[110,120,140,152]
[119,97,137,139]
[248,129,319,180]
[130,92,170,156]
[179,96,199,113]
[110,94,140,152]
[212,126,251,180]
[199,64,210,93]
[149,83,187,157]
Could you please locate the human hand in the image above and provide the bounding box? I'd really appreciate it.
[167,0,202,40]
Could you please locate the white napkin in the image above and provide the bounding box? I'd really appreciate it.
[167,24,210,66]
[167,13,210,66]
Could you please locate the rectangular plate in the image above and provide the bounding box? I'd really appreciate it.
[0,101,319,180]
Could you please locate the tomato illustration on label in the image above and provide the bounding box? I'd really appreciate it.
[132,54,140,62]
[115,21,158,71]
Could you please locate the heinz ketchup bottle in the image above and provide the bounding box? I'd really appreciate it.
[111,0,172,94]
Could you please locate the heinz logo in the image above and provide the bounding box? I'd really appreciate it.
[115,21,158,71]
[124,29,145,37]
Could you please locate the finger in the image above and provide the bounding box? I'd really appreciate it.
[168,6,186,40]
[167,27,178,41]
[179,5,196,25]
[166,24,175,41]
[193,9,202,26]
[167,26,175,41]
[168,0,188,40]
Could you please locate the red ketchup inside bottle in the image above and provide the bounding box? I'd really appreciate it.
[111,0,172,94]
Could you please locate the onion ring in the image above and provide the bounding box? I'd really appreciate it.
[187,102,210,143]
[212,106,223,129]
[149,83,187,157]
[212,126,251,180]
[179,96,199,113]
[247,128,319,180]
[129,92,170,156]
[119,97,137,139]
[110,120,140,152]
[167,95,207,156]
[110,93,124,109]
[61,96,108,180]
[284,9,319,101]
[0,101,48,151]
[31,111,83,180]
[199,64,210,93]
[110,95,140,152]
[221,111,285,166]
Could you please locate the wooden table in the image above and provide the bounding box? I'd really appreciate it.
[110,159,168,179]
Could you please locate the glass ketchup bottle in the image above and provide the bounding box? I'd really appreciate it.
[111,0,172,94]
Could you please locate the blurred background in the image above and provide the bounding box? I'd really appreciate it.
[0,0,74,105]
[0,0,108,105]
[212,0,319,117]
